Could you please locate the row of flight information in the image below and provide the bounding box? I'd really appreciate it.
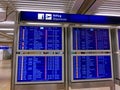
[17,56,63,82]
[18,26,111,51]
[19,26,63,50]
[16,55,112,83]
[73,55,112,80]
[72,28,110,50]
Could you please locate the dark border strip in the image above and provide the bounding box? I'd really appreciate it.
[83,0,96,14]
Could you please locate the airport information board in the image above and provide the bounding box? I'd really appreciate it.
[72,28,110,50]
[18,26,63,50]
[16,55,63,83]
[72,55,112,81]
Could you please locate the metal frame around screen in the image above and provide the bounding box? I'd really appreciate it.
[114,29,120,79]
[70,26,112,52]
[116,29,120,52]
[15,54,64,84]
[17,25,64,52]
[71,54,113,82]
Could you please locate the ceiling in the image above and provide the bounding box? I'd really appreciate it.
[0,0,85,13]
[87,0,120,16]
[0,0,119,46]
[0,0,85,45]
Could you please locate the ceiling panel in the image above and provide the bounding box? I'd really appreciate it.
[7,0,78,13]
[0,0,85,43]
[86,0,120,17]
[0,0,85,19]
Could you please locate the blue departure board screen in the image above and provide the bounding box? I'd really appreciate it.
[17,55,63,83]
[73,55,112,81]
[18,26,63,50]
[118,29,120,50]
[72,28,110,50]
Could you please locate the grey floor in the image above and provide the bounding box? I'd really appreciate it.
[0,60,11,90]
[0,60,120,90]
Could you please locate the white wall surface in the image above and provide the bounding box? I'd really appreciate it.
[0,50,3,60]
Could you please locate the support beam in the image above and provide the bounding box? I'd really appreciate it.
[77,0,96,14]
[70,0,84,13]
[0,42,13,47]
[0,0,15,10]
[86,0,105,15]
[0,31,13,40]
[0,0,16,20]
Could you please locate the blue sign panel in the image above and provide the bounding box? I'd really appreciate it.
[72,28,110,50]
[0,46,9,49]
[20,11,120,25]
[73,55,112,80]
[19,26,62,50]
[20,12,68,22]
[17,56,63,83]
[118,29,120,50]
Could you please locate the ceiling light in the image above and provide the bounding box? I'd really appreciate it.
[98,7,120,10]
[81,24,112,28]
[0,28,14,31]
[26,22,62,26]
[99,5,120,8]
[0,21,15,25]
[6,33,14,35]
[17,9,65,13]
[94,13,120,17]
[0,8,4,12]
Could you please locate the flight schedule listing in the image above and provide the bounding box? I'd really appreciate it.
[72,28,110,50]
[17,56,63,82]
[73,55,112,80]
[19,26,63,50]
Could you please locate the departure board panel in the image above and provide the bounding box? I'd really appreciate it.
[72,28,110,50]
[118,29,120,50]
[18,26,63,50]
[16,55,63,83]
[72,55,112,81]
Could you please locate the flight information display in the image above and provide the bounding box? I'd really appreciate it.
[72,28,110,50]
[17,55,63,83]
[72,55,112,81]
[118,29,120,50]
[18,26,63,50]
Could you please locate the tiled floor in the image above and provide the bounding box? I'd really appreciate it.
[0,60,120,90]
[0,60,11,90]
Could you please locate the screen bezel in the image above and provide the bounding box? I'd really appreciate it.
[117,29,120,51]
